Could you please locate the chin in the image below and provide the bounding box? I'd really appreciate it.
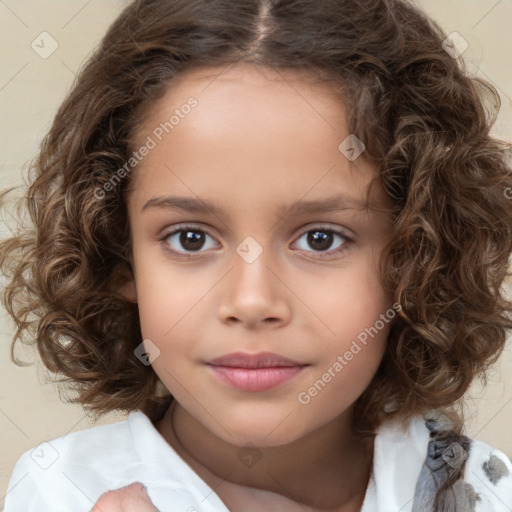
[211,411,308,448]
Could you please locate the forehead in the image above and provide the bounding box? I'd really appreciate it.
[137,62,350,150]
[127,62,385,215]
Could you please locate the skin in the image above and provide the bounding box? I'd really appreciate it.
[111,62,395,511]
[91,483,158,512]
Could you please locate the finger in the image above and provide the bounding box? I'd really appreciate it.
[91,482,160,512]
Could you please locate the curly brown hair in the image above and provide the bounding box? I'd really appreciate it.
[1,0,511,440]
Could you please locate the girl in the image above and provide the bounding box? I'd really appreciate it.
[1,1,512,511]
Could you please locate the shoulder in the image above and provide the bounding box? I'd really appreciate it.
[411,413,512,512]
[3,409,230,512]
[3,412,141,511]
[368,412,512,512]
[464,437,512,512]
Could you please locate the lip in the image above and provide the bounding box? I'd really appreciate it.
[207,351,308,391]
[208,351,305,368]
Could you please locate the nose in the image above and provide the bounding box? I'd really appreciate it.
[217,249,292,330]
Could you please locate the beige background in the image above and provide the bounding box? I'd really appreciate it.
[1,0,511,506]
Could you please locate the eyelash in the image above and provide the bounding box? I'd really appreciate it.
[158,223,353,260]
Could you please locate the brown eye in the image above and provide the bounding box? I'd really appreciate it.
[160,225,218,256]
[307,230,336,251]
[177,230,206,251]
[293,227,352,259]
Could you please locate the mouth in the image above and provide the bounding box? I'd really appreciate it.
[206,351,309,391]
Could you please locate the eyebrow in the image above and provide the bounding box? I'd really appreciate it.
[141,193,368,217]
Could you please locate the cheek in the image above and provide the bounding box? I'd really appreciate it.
[301,258,392,343]
[133,257,209,339]
[296,320,390,426]
[303,257,392,392]
[132,263,218,389]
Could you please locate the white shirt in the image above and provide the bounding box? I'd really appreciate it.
[3,410,511,511]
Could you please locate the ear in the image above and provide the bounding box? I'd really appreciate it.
[114,254,137,303]
[118,278,137,303]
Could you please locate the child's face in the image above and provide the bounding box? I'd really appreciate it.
[123,63,394,446]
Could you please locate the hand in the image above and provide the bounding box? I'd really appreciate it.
[91,482,159,512]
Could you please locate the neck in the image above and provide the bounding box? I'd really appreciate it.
[156,401,374,510]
